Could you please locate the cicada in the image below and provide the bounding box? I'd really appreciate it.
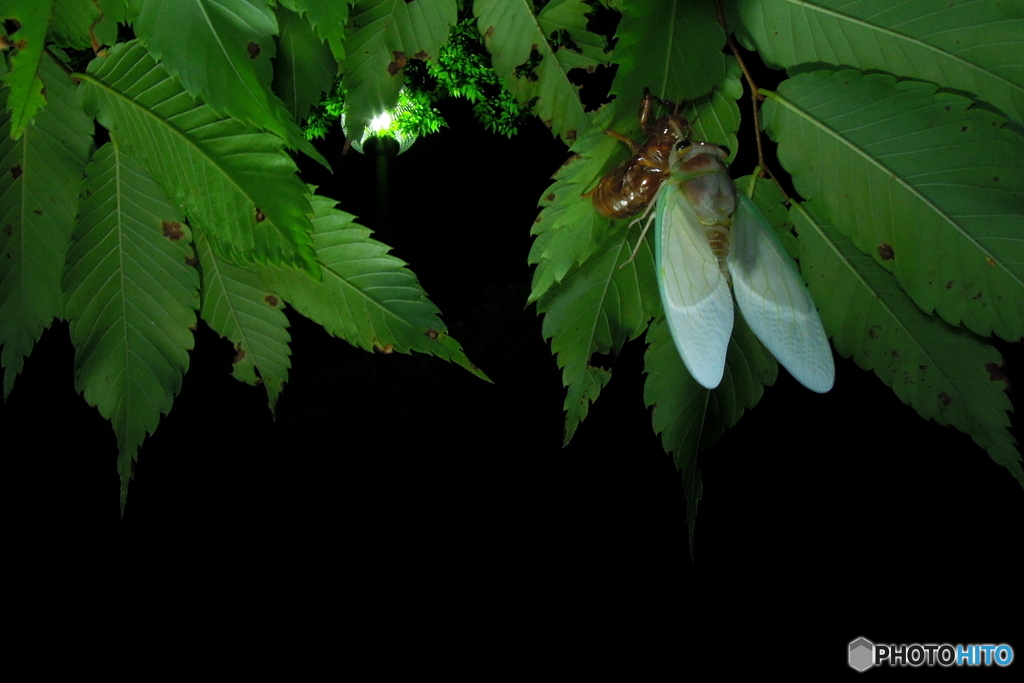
[650,139,834,393]
[583,90,690,219]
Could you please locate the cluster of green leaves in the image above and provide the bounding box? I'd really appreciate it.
[0,0,491,512]
[306,16,533,143]
[2,0,1022,537]
[517,0,1024,547]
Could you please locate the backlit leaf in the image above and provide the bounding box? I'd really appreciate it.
[474,0,606,144]
[342,0,457,142]
[1,0,53,140]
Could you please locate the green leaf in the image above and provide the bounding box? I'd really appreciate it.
[474,0,607,143]
[49,0,99,49]
[342,0,457,142]
[258,193,489,381]
[1,0,53,140]
[63,141,200,513]
[610,0,727,118]
[792,203,1022,488]
[643,311,778,464]
[282,0,351,62]
[643,310,778,555]
[0,52,93,398]
[761,70,1024,341]
[78,41,320,276]
[94,0,128,48]
[274,5,337,125]
[195,223,291,414]
[131,0,329,167]
[732,0,1024,127]
[537,221,656,444]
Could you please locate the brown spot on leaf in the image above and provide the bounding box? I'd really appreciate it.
[972,291,983,300]
[387,51,407,76]
[185,255,199,268]
[542,119,553,129]
[10,164,21,179]
[2,224,11,236]
[566,129,577,141]
[938,392,952,406]
[877,242,894,260]
[233,343,246,364]
[546,193,555,202]
[414,50,428,60]
[987,258,997,266]
[961,125,968,132]
[484,26,494,39]
[945,281,954,290]
[247,42,260,59]
[868,326,881,339]
[162,220,185,241]
[891,349,900,358]
[993,176,999,182]
[424,329,439,339]
[32,209,42,216]
[985,362,1010,387]
[377,344,394,354]
[255,208,265,223]
[265,294,279,307]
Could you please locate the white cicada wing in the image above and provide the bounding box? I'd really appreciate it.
[655,183,734,390]
[727,194,835,393]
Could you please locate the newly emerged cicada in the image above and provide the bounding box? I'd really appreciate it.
[650,138,835,393]
[583,89,690,219]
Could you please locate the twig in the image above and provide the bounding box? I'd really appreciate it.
[713,0,790,203]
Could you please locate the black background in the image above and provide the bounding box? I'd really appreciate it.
[6,53,1022,668]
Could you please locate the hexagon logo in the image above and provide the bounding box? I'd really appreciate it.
[849,637,875,672]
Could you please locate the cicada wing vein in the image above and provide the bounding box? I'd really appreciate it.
[655,185,734,390]
[727,195,835,393]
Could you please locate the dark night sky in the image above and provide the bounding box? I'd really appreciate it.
[7,90,1022,661]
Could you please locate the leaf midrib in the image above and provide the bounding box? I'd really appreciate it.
[763,87,1024,292]
[76,63,288,260]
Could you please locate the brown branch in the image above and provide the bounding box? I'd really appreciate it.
[713,0,790,203]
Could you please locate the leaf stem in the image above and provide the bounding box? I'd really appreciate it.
[713,0,790,203]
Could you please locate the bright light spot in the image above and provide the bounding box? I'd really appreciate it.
[369,110,393,134]
[341,89,418,154]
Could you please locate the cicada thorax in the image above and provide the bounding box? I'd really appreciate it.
[584,91,690,219]
[671,141,737,275]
